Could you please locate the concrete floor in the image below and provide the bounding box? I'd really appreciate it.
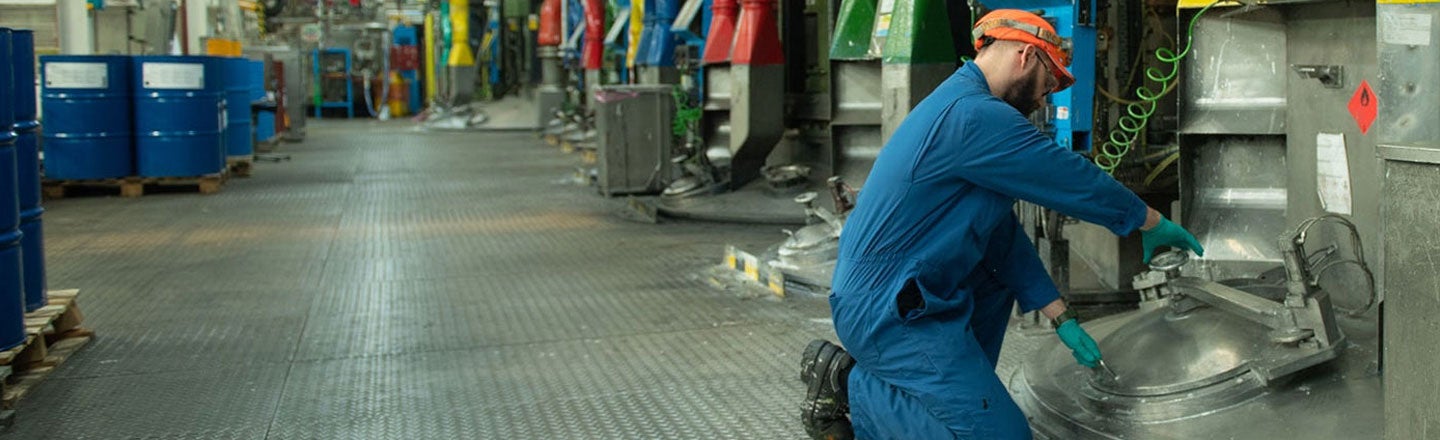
[3,120,840,439]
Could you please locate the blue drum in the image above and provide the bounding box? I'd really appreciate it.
[132,55,225,177]
[223,57,252,159]
[11,30,44,311]
[250,60,275,144]
[40,55,133,180]
[0,28,32,351]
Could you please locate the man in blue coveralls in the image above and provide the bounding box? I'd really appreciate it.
[798,9,1205,440]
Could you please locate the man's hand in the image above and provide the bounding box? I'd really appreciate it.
[1141,216,1204,264]
[1041,300,1102,368]
[1056,319,1101,368]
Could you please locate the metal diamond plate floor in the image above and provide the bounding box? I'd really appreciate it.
[2,120,843,439]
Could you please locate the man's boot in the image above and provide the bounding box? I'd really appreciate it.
[800,339,855,440]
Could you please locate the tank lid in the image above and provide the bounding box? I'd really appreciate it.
[1089,283,1291,397]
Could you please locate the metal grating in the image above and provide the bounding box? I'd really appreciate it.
[2,120,834,439]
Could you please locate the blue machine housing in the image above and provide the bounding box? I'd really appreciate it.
[637,0,681,66]
[977,0,1096,152]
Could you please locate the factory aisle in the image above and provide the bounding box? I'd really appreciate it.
[2,121,836,439]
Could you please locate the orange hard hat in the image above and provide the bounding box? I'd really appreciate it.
[972,9,1074,92]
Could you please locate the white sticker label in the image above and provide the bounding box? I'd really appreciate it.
[1316,132,1353,216]
[1382,13,1432,46]
[142,62,205,90]
[44,62,108,89]
[1056,106,1071,121]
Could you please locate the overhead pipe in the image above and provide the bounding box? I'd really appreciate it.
[727,0,784,188]
[701,0,738,64]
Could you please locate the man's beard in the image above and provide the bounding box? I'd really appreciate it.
[1002,68,1045,116]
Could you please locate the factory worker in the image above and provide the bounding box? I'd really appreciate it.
[798,9,1204,440]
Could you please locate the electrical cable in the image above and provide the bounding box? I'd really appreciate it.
[1093,0,1222,174]
[1095,5,1168,105]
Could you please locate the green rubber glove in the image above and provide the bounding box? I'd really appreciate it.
[1056,319,1101,368]
[1142,217,1205,264]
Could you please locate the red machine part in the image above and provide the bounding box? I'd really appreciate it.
[389,46,420,71]
[701,0,738,64]
[583,0,605,70]
[538,0,562,47]
[730,0,783,66]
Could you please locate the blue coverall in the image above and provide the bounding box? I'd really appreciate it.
[830,62,1149,438]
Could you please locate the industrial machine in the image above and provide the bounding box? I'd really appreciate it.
[655,0,861,224]
[313,47,355,118]
[1016,232,1380,438]
[1008,1,1386,437]
[711,0,973,292]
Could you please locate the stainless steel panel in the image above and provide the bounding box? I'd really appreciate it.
[729,64,786,187]
[1381,159,1440,440]
[880,63,951,144]
[704,66,732,111]
[1180,7,1288,135]
[638,65,680,85]
[1283,2,1381,312]
[1377,4,1440,146]
[1378,4,1440,439]
[1181,135,1288,280]
[1378,143,1440,165]
[834,125,881,188]
[595,85,676,195]
[704,115,732,163]
[832,61,881,126]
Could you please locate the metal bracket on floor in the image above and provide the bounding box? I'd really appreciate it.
[722,246,787,298]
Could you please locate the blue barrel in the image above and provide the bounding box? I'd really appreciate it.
[222,57,252,159]
[250,60,275,143]
[133,55,225,177]
[40,55,133,180]
[0,28,31,351]
[11,30,44,312]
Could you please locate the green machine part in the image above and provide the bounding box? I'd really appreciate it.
[504,0,530,18]
[880,0,955,65]
[829,0,876,61]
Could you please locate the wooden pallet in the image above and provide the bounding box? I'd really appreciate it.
[226,157,254,178]
[42,174,224,199]
[0,289,93,410]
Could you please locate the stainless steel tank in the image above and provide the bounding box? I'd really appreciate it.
[1009,217,1382,439]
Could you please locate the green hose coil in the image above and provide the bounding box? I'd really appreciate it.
[1093,0,1222,173]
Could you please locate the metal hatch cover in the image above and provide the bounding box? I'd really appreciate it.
[1088,305,1271,397]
